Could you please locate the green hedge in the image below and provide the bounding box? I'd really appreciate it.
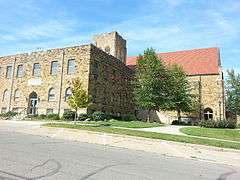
[199,119,237,129]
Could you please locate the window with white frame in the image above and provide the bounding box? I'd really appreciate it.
[204,108,213,120]
[14,89,21,101]
[51,61,58,75]
[16,65,24,78]
[67,59,75,74]
[6,66,12,79]
[2,89,9,102]
[65,87,72,101]
[1,107,7,113]
[33,63,41,77]
[48,88,55,101]
[46,108,53,115]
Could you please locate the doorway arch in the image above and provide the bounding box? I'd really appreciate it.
[28,92,38,115]
[204,108,213,120]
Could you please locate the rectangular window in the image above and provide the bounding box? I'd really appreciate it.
[64,109,71,113]
[6,66,13,79]
[92,88,97,103]
[51,61,58,75]
[16,65,24,78]
[67,59,75,74]
[12,108,19,113]
[46,109,53,115]
[92,62,99,79]
[33,63,41,77]
[1,107,7,113]
[103,65,108,80]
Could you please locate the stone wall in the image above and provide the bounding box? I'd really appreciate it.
[0,45,91,115]
[88,44,134,117]
[136,73,225,124]
[93,32,127,64]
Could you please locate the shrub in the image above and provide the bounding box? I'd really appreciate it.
[199,119,216,128]
[199,119,237,129]
[39,114,47,119]
[121,115,137,121]
[78,114,89,121]
[171,120,191,126]
[46,114,60,120]
[0,111,18,117]
[62,111,75,121]
[91,111,107,121]
[216,119,236,129]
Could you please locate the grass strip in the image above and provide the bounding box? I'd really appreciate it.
[75,120,163,128]
[180,127,240,142]
[43,123,240,150]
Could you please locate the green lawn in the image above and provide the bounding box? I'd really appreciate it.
[76,120,163,128]
[180,127,240,142]
[43,123,240,150]
[26,118,163,128]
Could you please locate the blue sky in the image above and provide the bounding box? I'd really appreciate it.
[0,0,239,72]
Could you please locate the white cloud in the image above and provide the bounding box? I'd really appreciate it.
[206,10,237,35]
[0,19,78,42]
[17,20,73,40]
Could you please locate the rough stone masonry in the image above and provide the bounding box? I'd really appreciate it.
[0,31,225,123]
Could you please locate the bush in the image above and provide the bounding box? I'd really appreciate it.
[199,119,216,128]
[46,114,60,120]
[171,120,191,126]
[0,111,18,117]
[39,114,47,119]
[62,111,75,121]
[78,114,89,121]
[199,119,237,129]
[91,111,107,121]
[121,115,137,121]
[216,119,236,129]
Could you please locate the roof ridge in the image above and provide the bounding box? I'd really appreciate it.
[127,47,219,58]
[158,47,219,55]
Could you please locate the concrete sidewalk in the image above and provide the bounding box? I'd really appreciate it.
[136,125,186,135]
[1,120,240,168]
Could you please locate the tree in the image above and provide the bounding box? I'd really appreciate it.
[133,48,170,122]
[226,69,240,116]
[167,64,194,122]
[67,78,91,122]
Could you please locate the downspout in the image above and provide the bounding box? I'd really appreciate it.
[221,71,225,119]
[199,75,202,121]
[58,50,65,115]
[8,58,16,111]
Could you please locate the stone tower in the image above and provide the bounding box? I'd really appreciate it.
[93,31,127,64]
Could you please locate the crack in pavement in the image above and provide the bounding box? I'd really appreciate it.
[31,141,64,145]
[216,167,238,180]
[0,159,61,180]
[79,163,132,180]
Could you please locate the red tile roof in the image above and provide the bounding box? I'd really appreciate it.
[126,47,220,76]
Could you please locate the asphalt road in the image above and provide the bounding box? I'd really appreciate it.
[0,122,239,180]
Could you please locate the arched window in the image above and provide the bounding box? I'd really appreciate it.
[65,87,72,101]
[48,88,55,101]
[204,108,213,120]
[14,89,21,101]
[2,89,9,102]
[105,46,110,54]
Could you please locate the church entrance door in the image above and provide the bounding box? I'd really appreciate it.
[28,92,38,115]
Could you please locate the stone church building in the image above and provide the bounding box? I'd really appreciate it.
[127,47,225,123]
[0,31,225,123]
